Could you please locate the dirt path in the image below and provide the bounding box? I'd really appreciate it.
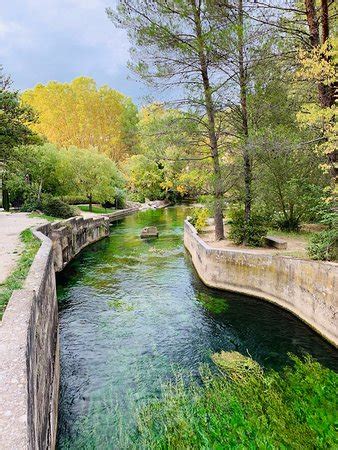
[0,212,47,284]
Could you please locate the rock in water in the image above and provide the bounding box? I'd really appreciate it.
[140,226,159,238]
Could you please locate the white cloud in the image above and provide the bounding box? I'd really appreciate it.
[0,19,36,56]
[0,0,148,102]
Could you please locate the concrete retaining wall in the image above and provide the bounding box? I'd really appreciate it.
[38,216,110,272]
[184,220,338,347]
[0,210,133,449]
[0,231,59,450]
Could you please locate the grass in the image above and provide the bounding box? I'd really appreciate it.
[267,228,313,241]
[78,205,115,214]
[0,229,40,320]
[60,354,338,449]
[29,211,61,222]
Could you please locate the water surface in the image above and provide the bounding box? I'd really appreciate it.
[57,206,338,445]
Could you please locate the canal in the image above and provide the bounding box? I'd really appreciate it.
[57,206,338,447]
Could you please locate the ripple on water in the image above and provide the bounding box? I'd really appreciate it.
[57,206,338,444]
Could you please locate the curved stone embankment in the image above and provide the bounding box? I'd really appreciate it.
[184,220,338,347]
[0,208,137,449]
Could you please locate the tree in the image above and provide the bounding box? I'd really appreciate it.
[123,154,163,202]
[109,1,233,240]
[0,67,39,210]
[21,77,138,162]
[254,131,328,230]
[137,103,212,201]
[6,144,61,207]
[66,147,125,211]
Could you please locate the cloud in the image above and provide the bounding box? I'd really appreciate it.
[0,0,148,103]
[0,19,36,55]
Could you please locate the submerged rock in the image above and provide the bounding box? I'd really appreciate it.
[140,226,159,238]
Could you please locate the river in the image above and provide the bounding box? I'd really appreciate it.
[57,206,338,447]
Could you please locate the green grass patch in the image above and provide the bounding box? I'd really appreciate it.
[78,205,115,214]
[267,228,313,241]
[0,229,40,320]
[29,211,61,222]
[60,354,337,449]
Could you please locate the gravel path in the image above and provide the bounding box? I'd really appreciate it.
[0,212,47,284]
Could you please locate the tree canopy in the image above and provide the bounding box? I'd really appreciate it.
[21,77,138,162]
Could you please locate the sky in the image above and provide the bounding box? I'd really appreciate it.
[0,0,151,105]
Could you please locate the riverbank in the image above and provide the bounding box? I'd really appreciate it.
[201,222,312,259]
[0,210,128,449]
[184,220,338,347]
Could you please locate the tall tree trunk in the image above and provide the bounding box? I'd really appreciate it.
[304,0,335,178]
[1,161,10,211]
[320,0,334,108]
[192,0,224,240]
[37,179,43,205]
[304,0,320,47]
[238,0,252,244]
[88,194,93,212]
[304,0,333,107]
[2,184,10,211]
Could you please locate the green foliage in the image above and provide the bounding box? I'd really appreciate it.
[308,197,337,261]
[78,205,114,215]
[61,355,338,449]
[253,131,328,232]
[0,229,40,319]
[61,195,93,205]
[113,188,126,209]
[6,144,125,210]
[20,196,40,213]
[41,195,77,219]
[0,68,40,160]
[308,229,338,261]
[228,206,267,246]
[189,207,209,232]
[123,154,164,202]
[272,212,301,232]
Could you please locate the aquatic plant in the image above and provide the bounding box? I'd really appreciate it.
[196,292,229,314]
[59,354,338,449]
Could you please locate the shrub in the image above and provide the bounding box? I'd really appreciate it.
[41,195,77,219]
[272,212,300,232]
[228,207,268,246]
[189,207,209,232]
[114,188,126,209]
[308,229,338,261]
[62,195,92,205]
[20,197,40,212]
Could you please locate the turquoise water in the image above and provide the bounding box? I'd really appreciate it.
[57,206,338,446]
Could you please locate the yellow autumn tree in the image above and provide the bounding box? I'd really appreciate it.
[21,77,138,162]
[296,37,337,184]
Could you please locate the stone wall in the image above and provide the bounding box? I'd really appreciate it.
[184,220,338,347]
[0,212,128,449]
[0,230,59,450]
[38,216,110,272]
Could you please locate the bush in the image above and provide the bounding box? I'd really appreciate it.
[20,197,40,212]
[228,207,267,246]
[308,229,338,261]
[61,195,92,205]
[41,195,77,219]
[189,207,209,232]
[272,212,300,232]
[114,188,126,209]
